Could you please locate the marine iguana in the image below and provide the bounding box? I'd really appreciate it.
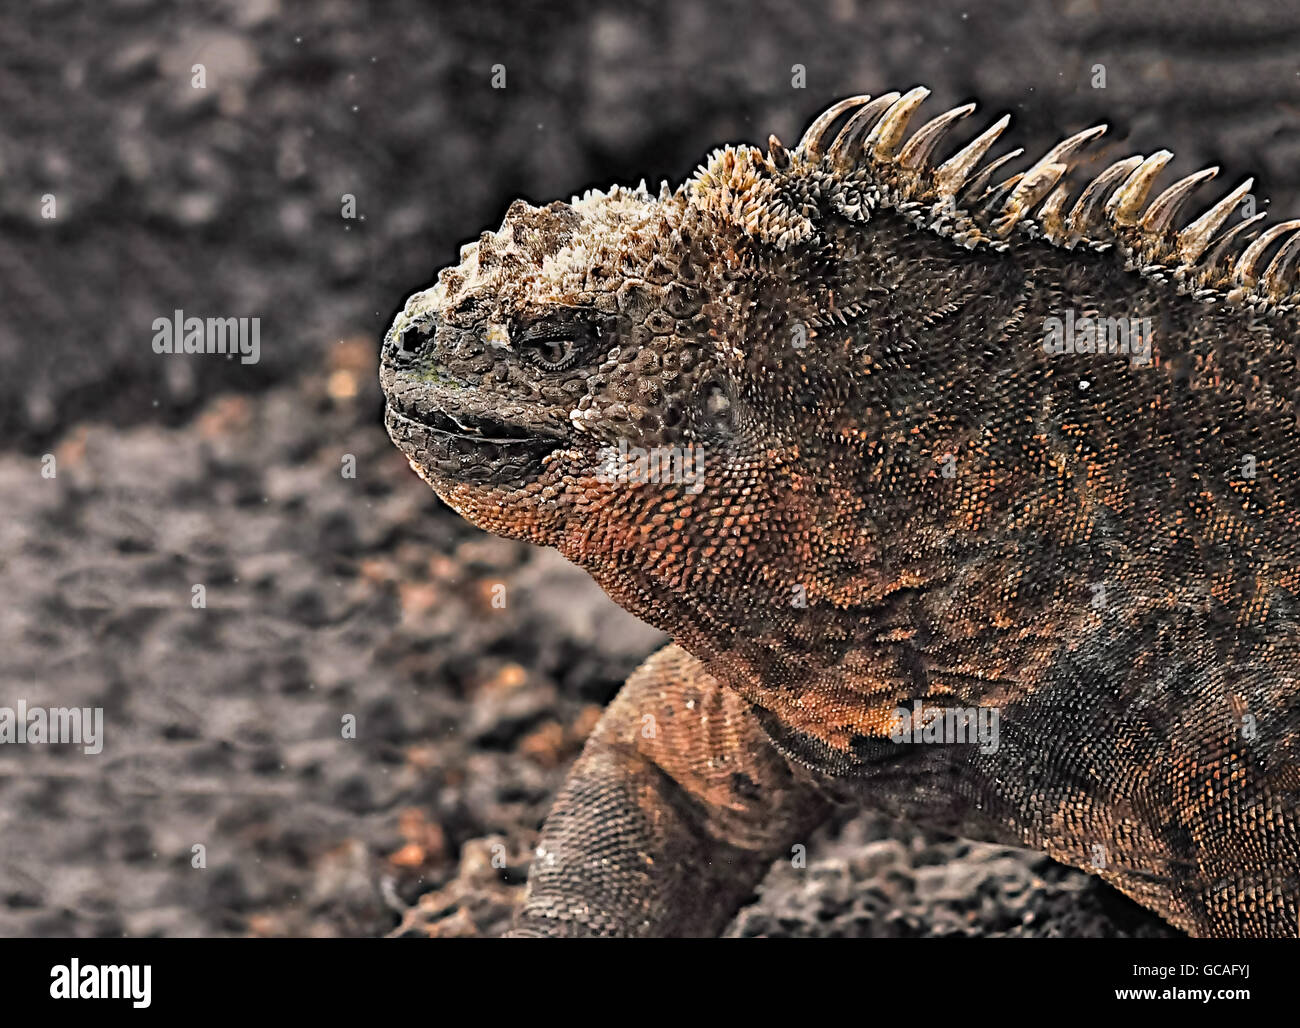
[380,87,1300,937]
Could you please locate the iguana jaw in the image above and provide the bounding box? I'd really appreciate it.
[381,370,573,489]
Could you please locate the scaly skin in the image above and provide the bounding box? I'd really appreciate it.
[380,88,1300,937]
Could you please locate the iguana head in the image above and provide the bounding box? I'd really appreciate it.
[380,146,830,550]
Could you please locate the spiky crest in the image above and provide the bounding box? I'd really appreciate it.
[686,88,1299,315]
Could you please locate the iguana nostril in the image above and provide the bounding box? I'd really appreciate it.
[396,324,427,356]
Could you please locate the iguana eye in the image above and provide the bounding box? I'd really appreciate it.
[519,336,578,371]
[516,319,597,371]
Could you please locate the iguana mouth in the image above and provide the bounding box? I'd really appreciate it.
[387,401,566,446]
[383,381,571,485]
[401,406,552,446]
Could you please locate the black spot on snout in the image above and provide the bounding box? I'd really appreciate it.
[390,321,434,365]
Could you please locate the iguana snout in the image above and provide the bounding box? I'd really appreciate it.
[380,304,579,489]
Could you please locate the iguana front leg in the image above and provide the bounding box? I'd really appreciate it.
[511,644,831,937]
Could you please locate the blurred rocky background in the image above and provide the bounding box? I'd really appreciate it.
[2,0,1296,936]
